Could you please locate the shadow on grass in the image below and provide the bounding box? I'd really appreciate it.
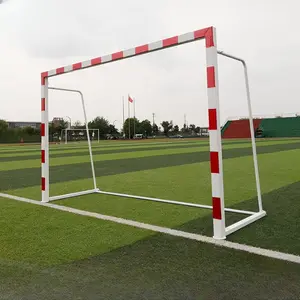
[3,182,300,300]
[179,180,300,255]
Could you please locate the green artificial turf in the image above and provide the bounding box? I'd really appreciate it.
[1,138,300,299]
[1,139,300,191]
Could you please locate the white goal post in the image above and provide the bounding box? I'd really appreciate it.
[61,128,100,144]
[35,26,265,240]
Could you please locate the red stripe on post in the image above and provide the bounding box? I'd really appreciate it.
[40,123,45,137]
[91,57,101,65]
[212,197,222,219]
[208,109,217,130]
[41,150,45,163]
[205,27,215,48]
[41,98,46,111]
[210,151,219,173]
[56,67,64,74]
[73,62,82,70]
[41,177,46,191]
[207,66,216,88]
[163,36,178,47]
[194,28,207,39]
[112,51,123,60]
[135,44,149,54]
[41,72,48,85]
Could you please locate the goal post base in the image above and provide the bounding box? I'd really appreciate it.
[48,189,100,202]
[225,210,267,236]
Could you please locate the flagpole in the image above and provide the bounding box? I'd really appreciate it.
[133,98,136,137]
[122,96,125,137]
[128,95,131,139]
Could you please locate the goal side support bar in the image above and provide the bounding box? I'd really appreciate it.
[42,87,98,203]
[217,50,263,213]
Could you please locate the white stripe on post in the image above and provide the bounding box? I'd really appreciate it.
[205,27,226,240]
[178,31,195,43]
[41,75,49,203]
[47,69,57,77]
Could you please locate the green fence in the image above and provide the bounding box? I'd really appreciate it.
[0,131,40,144]
[259,117,300,138]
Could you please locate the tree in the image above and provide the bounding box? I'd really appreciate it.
[89,117,109,130]
[88,117,110,138]
[189,124,196,135]
[181,123,189,134]
[123,117,139,138]
[161,121,173,136]
[189,124,196,131]
[173,125,179,134]
[139,119,152,136]
[0,119,8,134]
[108,124,118,135]
[195,126,201,134]
[22,126,35,135]
[50,119,68,135]
[152,123,159,136]
[73,120,83,128]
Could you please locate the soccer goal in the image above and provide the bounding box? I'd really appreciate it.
[23,26,265,240]
[61,128,100,144]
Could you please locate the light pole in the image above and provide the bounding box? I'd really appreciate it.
[152,113,156,137]
[65,116,71,144]
[112,120,118,136]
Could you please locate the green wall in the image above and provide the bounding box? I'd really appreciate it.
[259,117,300,138]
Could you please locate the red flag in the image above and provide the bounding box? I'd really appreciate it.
[128,95,133,103]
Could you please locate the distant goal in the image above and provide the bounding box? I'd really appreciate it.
[61,128,100,144]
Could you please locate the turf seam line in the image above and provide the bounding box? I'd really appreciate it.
[1,192,300,265]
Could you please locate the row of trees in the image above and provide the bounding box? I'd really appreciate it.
[43,117,202,138]
[0,116,205,143]
[88,117,202,138]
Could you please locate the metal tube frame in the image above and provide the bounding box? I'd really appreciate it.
[61,128,100,144]
[217,50,266,235]
[44,49,266,238]
[0,27,266,240]
[48,87,97,193]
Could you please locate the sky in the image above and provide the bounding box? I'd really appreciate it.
[0,0,299,129]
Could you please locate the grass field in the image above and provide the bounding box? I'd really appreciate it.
[1,138,300,299]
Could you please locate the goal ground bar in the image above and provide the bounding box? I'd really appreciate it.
[96,190,255,215]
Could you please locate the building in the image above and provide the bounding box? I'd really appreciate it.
[7,121,40,129]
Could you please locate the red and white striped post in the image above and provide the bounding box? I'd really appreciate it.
[39,26,226,237]
[41,72,49,203]
[205,27,226,239]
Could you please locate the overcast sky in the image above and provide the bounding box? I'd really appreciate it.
[0,0,299,128]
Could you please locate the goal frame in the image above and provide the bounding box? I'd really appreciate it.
[38,26,265,240]
[61,128,100,144]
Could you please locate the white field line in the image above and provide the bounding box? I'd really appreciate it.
[1,192,300,265]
